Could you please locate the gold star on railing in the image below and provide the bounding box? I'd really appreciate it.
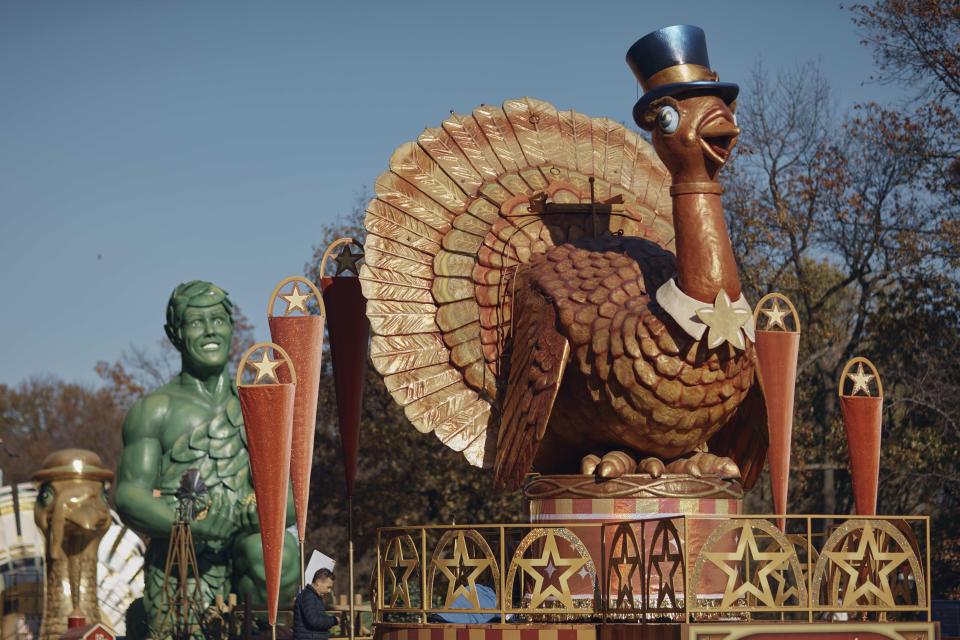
[765,555,802,605]
[249,349,282,384]
[334,243,364,276]
[280,282,312,316]
[513,531,587,609]
[823,522,908,607]
[384,537,417,608]
[696,289,751,350]
[608,525,640,609]
[703,524,795,608]
[649,524,683,609]
[762,298,789,331]
[434,532,492,609]
[847,362,875,396]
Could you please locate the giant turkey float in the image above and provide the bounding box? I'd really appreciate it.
[238,24,936,640]
[356,25,933,640]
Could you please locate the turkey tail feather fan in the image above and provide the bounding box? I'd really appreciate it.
[360,98,673,471]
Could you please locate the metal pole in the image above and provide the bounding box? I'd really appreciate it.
[178,522,188,626]
[300,539,306,591]
[589,177,598,238]
[348,494,356,640]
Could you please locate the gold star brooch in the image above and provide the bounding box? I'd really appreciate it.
[696,289,751,350]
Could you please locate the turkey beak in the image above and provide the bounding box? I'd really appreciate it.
[698,114,740,168]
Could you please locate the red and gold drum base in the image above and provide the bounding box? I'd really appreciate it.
[525,475,743,600]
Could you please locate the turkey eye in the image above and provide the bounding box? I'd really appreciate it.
[656,105,679,133]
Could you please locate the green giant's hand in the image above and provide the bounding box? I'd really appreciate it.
[191,492,238,543]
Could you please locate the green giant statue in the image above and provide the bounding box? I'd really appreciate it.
[115,281,298,638]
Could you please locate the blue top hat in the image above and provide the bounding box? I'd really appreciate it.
[626,25,739,128]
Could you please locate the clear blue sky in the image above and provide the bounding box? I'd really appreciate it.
[0,1,901,387]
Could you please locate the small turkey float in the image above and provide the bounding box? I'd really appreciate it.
[356,25,935,640]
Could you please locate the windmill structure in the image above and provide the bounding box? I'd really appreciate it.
[155,469,208,640]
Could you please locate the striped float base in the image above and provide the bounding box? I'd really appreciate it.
[376,623,597,640]
[376,622,939,640]
[525,475,744,599]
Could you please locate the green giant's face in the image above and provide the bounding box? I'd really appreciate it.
[179,304,232,372]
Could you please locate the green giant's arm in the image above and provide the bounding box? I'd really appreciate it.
[114,394,176,538]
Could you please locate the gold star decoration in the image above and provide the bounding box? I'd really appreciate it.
[696,289,751,350]
[334,242,364,276]
[649,523,684,609]
[513,531,587,609]
[761,298,789,331]
[760,537,803,606]
[822,521,909,607]
[384,536,418,608]
[280,282,313,316]
[248,349,282,384]
[847,362,875,396]
[433,532,492,609]
[703,523,796,608]
[608,525,641,609]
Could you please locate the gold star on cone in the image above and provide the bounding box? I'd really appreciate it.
[762,298,789,331]
[280,282,312,316]
[334,243,363,276]
[696,289,751,350]
[249,349,282,384]
[847,363,875,396]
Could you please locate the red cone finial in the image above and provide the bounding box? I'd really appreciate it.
[319,238,369,498]
[753,293,801,531]
[267,276,326,544]
[839,356,884,516]
[236,342,297,628]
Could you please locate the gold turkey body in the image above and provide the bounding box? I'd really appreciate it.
[360,94,768,495]
[504,237,758,480]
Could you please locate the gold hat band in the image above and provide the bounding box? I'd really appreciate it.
[643,63,718,93]
[32,468,115,483]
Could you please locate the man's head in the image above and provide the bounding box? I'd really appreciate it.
[164,281,234,375]
[312,568,334,595]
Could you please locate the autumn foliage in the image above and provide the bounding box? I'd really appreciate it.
[726,0,960,597]
[0,378,123,486]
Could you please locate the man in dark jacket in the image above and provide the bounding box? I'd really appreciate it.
[294,568,339,640]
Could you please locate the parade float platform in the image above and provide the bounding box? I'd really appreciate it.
[376,621,940,640]
[371,495,938,640]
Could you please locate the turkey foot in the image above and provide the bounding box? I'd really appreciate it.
[664,452,740,479]
[581,451,637,478]
[582,451,740,480]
